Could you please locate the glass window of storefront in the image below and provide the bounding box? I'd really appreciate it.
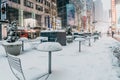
[36,0,43,4]
[35,14,42,27]
[7,7,19,23]
[9,0,20,4]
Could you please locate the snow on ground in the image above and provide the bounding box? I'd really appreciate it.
[0,35,120,80]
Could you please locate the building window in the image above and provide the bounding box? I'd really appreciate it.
[36,5,43,12]
[51,0,56,3]
[45,16,48,26]
[36,0,43,4]
[44,8,49,13]
[7,7,19,23]
[36,14,42,26]
[9,0,20,4]
[44,0,50,7]
[24,0,34,8]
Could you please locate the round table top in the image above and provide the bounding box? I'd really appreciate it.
[92,35,99,38]
[18,37,28,41]
[66,35,73,38]
[37,42,62,52]
[86,36,92,39]
[75,37,85,41]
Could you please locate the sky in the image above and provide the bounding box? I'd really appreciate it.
[93,0,111,10]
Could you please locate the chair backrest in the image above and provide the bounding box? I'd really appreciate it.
[7,54,26,80]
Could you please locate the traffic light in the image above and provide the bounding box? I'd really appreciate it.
[1,5,6,14]
[1,3,7,20]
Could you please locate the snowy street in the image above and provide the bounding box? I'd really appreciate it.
[0,35,120,80]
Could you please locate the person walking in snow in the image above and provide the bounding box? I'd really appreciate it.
[112,31,114,38]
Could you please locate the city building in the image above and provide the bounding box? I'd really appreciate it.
[86,0,94,32]
[57,0,69,29]
[0,0,57,38]
[1,0,57,30]
[111,0,116,30]
[57,0,85,31]
[115,0,120,29]
[94,0,103,21]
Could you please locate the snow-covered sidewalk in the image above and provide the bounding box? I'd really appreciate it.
[0,35,120,80]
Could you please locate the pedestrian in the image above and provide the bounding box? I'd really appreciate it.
[118,30,120,34]
[107,30,109,36]
[112,31,114,38]
[99,32,101,37]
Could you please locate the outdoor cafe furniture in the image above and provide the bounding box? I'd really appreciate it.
[92,35,99,42]
[37,42,62,74]
[40,30,66,46]
[18,37,28,51]
[2,41,22,56]
[86,36,92,46]
[75,37,85,52]
[66,35,73,43]
[7,54,50,80]
[28,36,48,49]
[35,36,48,42]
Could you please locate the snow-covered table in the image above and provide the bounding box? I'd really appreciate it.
[86,36,92,46]
[2,41,22,56]
[18,37,28,51]
[92,35,99,42]
[37,42,62,74]
[75,38,85,52]
[66,35,73,43]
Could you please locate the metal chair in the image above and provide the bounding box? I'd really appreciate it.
[7,54,26,80]
[7,54,49,80]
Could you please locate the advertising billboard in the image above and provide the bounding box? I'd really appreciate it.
[66,4,75,26]
[116,4,120,28]
[111,0,116,25]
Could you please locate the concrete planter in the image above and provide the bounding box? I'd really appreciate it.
[2,41,22,56]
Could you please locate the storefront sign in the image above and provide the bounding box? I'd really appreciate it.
[116,4,120,28]
[66,4,75,26]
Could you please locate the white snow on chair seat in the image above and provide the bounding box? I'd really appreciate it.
[37,42,62,52]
